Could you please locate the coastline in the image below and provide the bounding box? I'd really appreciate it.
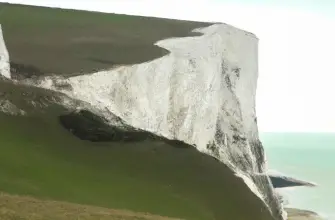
[287,208,324,220]
[268,174,323,219]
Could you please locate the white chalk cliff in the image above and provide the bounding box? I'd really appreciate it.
[1,23,285,219]
[0,25,10,79]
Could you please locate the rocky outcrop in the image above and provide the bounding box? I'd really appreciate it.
[0,25,10,79]
[269,174,317,188]
[287,208,324,220]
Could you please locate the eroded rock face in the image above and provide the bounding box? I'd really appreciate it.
[0,25,10,79]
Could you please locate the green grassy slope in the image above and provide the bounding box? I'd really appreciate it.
[0,3,211,78]
[0,80,274,220]
[0,193,180,220]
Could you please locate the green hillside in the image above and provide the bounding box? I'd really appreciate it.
[0,81,275,220]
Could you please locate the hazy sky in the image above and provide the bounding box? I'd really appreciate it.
[1,0,335,132]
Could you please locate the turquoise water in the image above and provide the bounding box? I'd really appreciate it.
[261,133,335,220]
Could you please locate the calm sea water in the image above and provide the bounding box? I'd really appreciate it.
[260,133,335,220]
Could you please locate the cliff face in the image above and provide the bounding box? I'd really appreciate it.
[36,23,284,219]
[1,21,285,219]
[0,25,10,79]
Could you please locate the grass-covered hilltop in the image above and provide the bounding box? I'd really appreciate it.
[0,3,317,220]
[0,3,210,79]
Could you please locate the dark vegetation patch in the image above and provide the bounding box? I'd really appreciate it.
[0,3,212,78]
[59,109,192,148]
[0,79,69,115]
[59,109,151,142]
[10,62,44,80]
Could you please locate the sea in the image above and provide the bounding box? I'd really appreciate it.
[260,133,335,220]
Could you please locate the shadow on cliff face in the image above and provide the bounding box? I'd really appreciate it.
[59,109,192,148]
